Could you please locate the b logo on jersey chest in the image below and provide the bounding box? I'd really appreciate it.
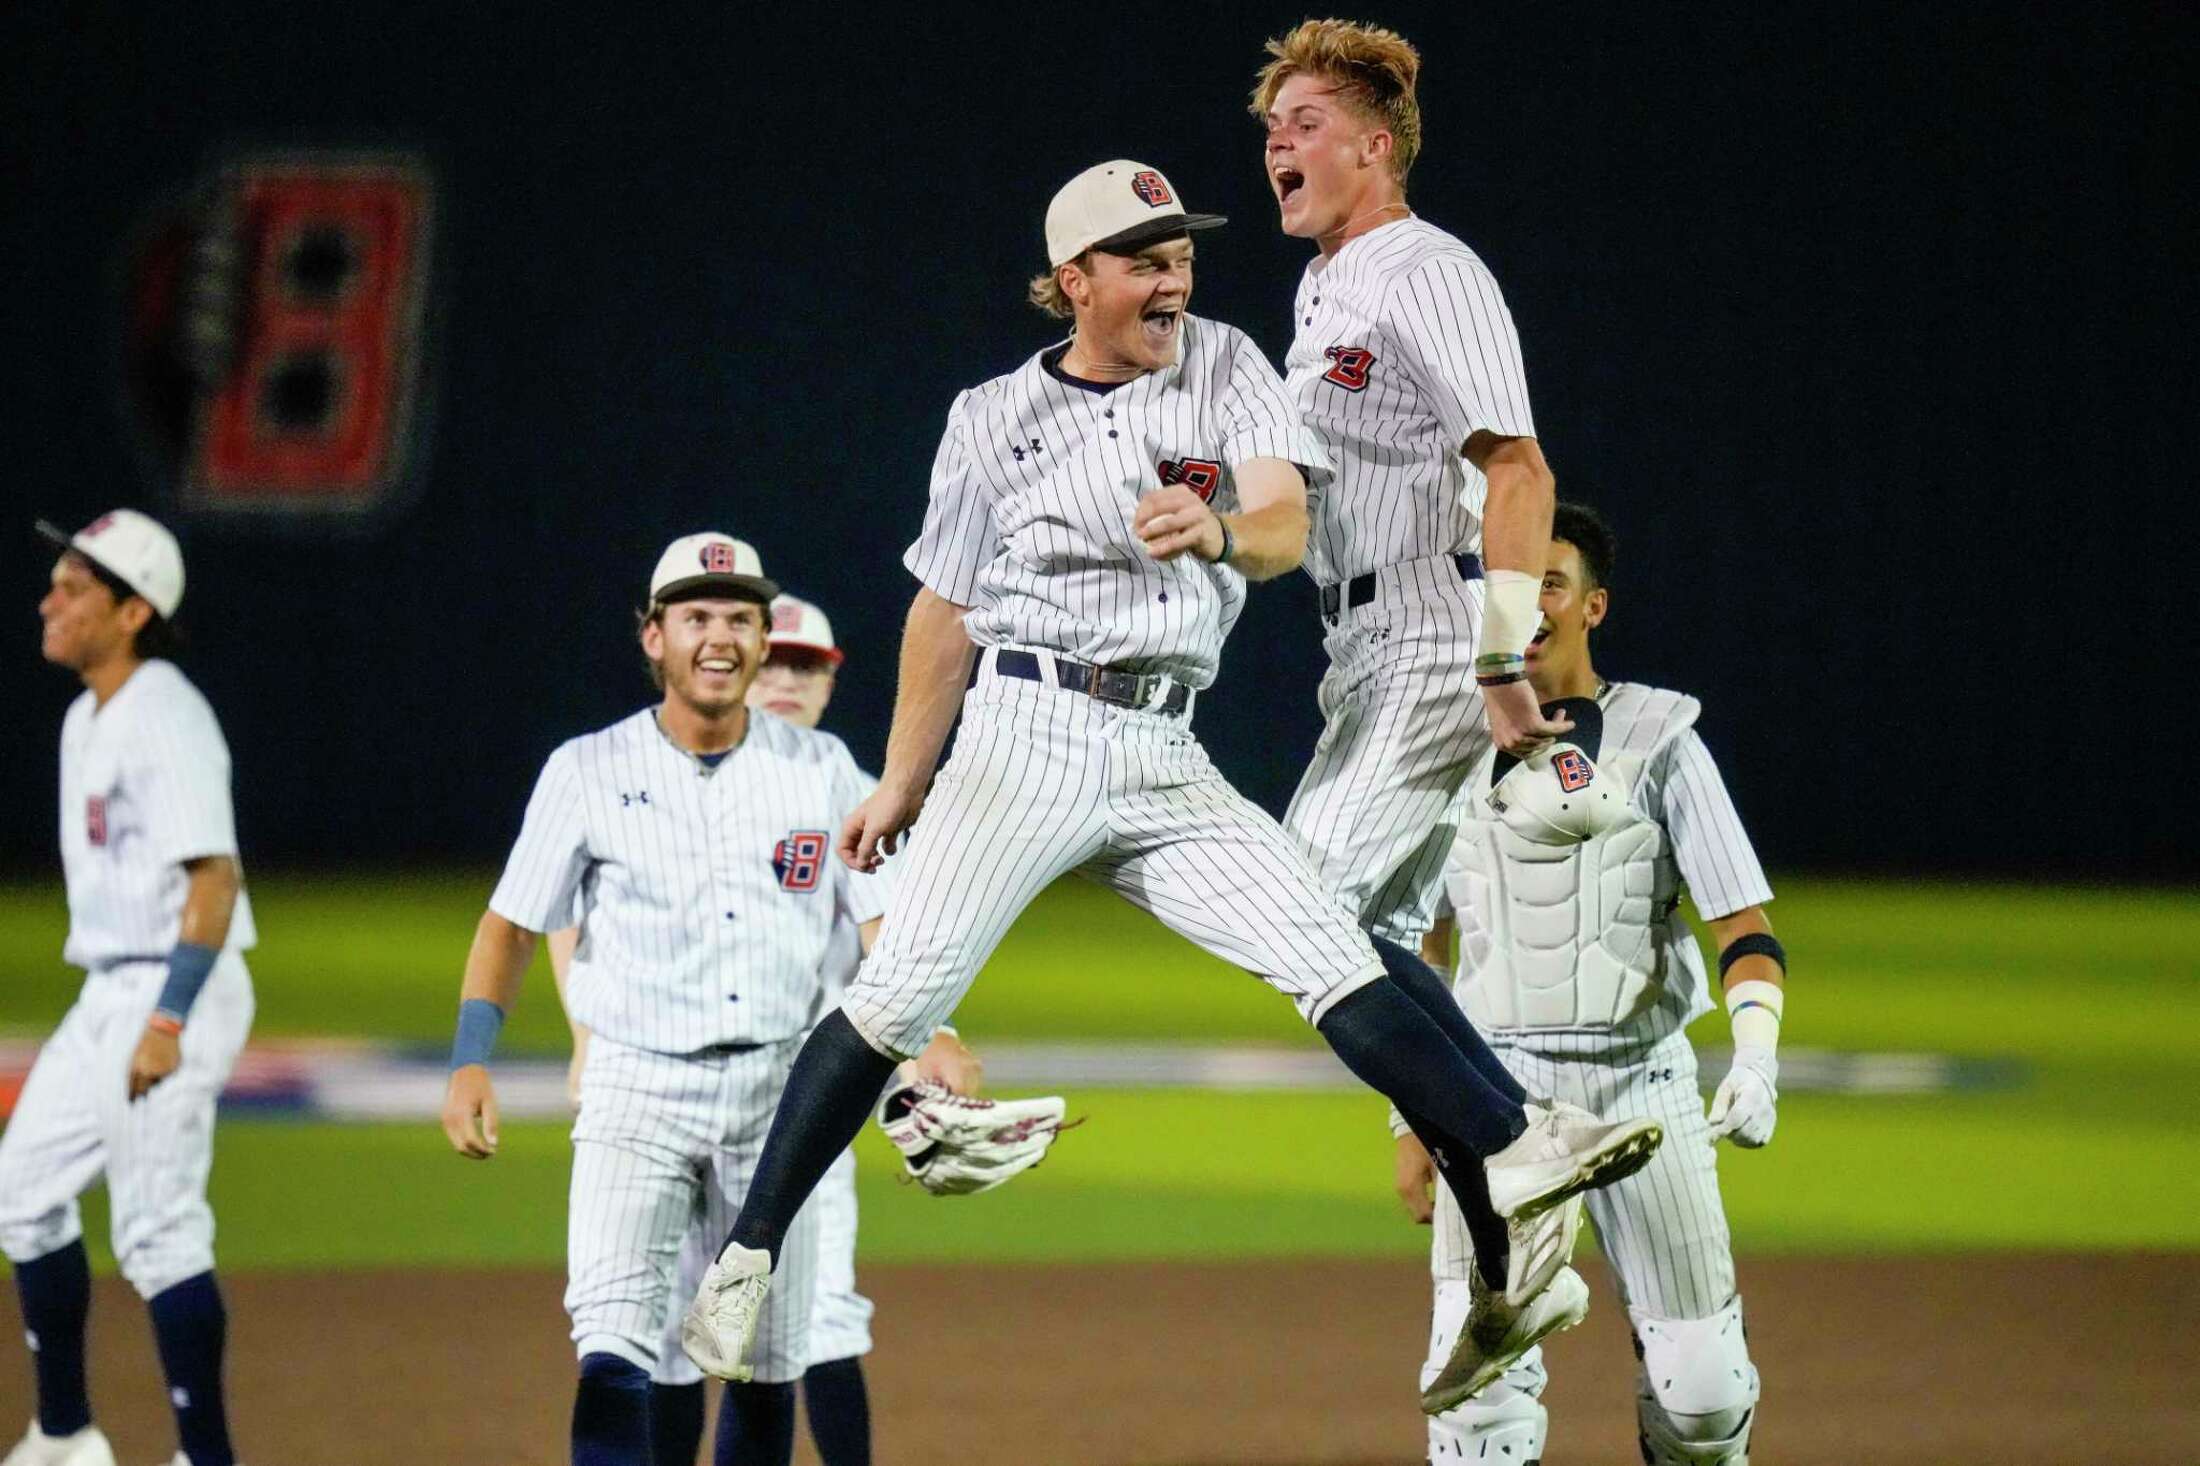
[1552,749,1594,793]
[1157,457,1223,503]
[773,830,828,892]
[1322,345,1376,392]
[86,796,108,847]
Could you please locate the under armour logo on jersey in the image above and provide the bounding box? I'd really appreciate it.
[620,790,651,808]
[699,541,738,573]
[1130,170,1172,207]
[1158,457,1223,503]
[1322,345,1376,392]
[1009,438,1045,462]
[1552,749,1594,793]
[773,830,828,891]
[85,795,108,847]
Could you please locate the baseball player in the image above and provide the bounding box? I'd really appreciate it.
[4,511,255,1466]
[545,593,981,1466]
[440,536,892,1466]
[681,161,1660,1389]
[1401,503,1783,1462]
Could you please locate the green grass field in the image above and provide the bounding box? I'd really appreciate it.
[4,873,2197,1273]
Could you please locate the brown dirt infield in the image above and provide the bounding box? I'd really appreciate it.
[4,1254,2196,1464]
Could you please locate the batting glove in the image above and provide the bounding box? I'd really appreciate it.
[1707,1045,1779,1148]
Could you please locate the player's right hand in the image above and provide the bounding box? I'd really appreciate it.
[1482,677,1574,758]
[839,780,924,871]
[442,1065,500,1159]
[1394,1132,1437,1225]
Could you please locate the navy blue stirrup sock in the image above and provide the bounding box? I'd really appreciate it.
[801,1356,871,1466]
[147,1272,233,1466]
[651,1379,707,1465]
[14,1241,92,1437]
[724,1011,896,1260]
[1369,934,1530,1106]
[573,1352,651,1466]
[1397,1103,1512,1291]
[1317,978,1526,1157]
[715,1379,797,1466]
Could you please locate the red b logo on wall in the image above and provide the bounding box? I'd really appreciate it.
[1552,749,1594,793]
[125,151,434,521]
[1130,170,1173,207]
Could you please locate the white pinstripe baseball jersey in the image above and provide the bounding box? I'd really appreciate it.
[1284,217,1537,585]
[906,313,1327,689]
[1440,682,1774,1049]
[57,659,257,968]
[490,709,887,1053]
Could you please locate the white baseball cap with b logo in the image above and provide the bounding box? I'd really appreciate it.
[649,532,778,606]
[767,594,843,665]
[36,509,186,620]
[1045,160,1227,268]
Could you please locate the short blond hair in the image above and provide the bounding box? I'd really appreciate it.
[1250,19,1423,184]
[1026,252,1091,320]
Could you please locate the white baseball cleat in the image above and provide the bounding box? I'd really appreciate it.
[1,1422,116,1466]
[1421,1264,1591,1416]
[1503,1190,1585,1307]
[1485,1099,1662,1224]
[679,1242,772,1382]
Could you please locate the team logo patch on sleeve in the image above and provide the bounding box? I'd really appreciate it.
[1157,457,1223,503]
[772,831,829,892]
[86,796,108,847]
[1322,346,1375,392]
[1552,749,1594,793]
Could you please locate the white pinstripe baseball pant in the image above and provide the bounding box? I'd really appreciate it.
[842,651,1384,1059]
[1427,1028,1738,1397]
[1284,557,1490,949]
[567,1034,818,1383]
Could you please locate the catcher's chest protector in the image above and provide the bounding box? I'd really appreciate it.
[1451,686,1701,1032]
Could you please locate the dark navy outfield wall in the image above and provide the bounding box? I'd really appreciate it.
[2,3,2189,878]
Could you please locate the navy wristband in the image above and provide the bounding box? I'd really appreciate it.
[450,998,506,1071]
[1718,932,1787,979]
[153,942,220,1026]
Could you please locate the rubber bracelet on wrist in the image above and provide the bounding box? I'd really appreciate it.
[1475,651,1529,687]
[450,998,507,1071]
[1718,932,1788,979]
[147,1013,184,1037]
[154,942,220,1026]
[1211,517,1236,565]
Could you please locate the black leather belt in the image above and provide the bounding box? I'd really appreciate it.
[978,648,1191,717]
[1319,552,1483,619]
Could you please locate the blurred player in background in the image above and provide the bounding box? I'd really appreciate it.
[441,536,891,1466]
[547,594,979,1466]
[1400,503,1784,1462]
[5,512,255,1466]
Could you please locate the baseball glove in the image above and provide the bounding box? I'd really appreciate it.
[875,1078,1075,1196]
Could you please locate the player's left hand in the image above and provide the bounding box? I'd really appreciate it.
[1482,677,1575,758]
[126,1026,182,1100]
[1707,1045,1779,1148]
[1132,486,1225,563]
[910,1030,985,1096]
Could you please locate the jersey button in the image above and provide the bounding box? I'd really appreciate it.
[1107,430,1118,439]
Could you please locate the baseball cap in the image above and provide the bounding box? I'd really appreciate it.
[1046,160,1226,268]
[767,595,843,665]
[1485,698,1630,847]
[36,509,185,620]
[649,532,778,606]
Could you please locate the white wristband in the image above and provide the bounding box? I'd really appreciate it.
[1725,978,1784,1053]
[1479,569,1542,661]
[1388,1105,1413,1140]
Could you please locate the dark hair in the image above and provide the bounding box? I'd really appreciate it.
[81,555,184,661]
[1551,501,1616,591]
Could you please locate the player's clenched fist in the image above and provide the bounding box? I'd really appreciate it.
[442,1064,501,1159]
[126,1025,182,1100]
[840,779,925,872]
[1132,485,1227,563]
[1393,1131,1438,1225]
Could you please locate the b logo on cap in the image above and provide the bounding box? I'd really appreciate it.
[1131,170,1172,207]
[699,542,738,574]
[82,513,118,538]
[1552,749,1594,793]
[771,601,804,633]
